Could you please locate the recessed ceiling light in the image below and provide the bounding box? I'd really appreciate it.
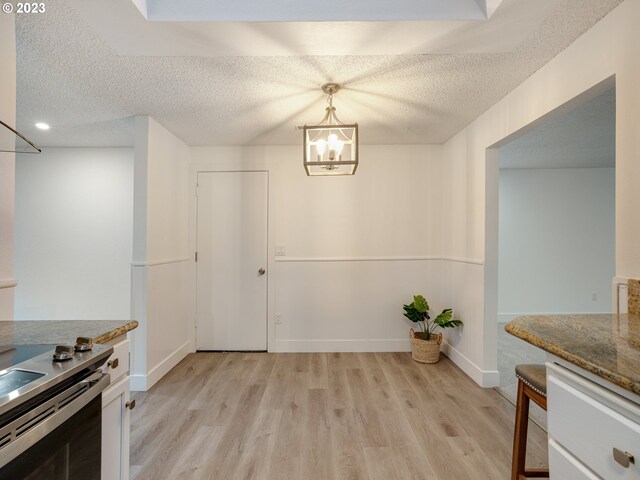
[35,122,50,130]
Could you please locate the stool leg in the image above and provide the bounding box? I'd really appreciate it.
[512,380,530,480]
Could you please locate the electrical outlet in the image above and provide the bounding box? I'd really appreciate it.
[275,313,282,324]
[592,293,598,301]
[275,245,286,256]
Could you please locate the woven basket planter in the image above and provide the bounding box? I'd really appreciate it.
[410,329,442,364]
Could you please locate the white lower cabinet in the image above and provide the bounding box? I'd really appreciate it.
[547,362,640,480]
[101,337,132,480]
[102,375,131,480]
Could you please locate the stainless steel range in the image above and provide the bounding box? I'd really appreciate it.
[0,340,113,479]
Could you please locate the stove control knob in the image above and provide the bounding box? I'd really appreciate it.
[74,336,93,352]
[53,345,75,362]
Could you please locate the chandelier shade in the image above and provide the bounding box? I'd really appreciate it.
[302,83,359,176]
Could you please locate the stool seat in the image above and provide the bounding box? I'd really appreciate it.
[512,364,549,480]
[515,364,547,397]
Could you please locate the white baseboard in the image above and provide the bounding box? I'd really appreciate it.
[270,339,411,353]
[130,340,190,392]
[441,341,499,388]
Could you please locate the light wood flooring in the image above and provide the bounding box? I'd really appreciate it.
[130,352,548,480]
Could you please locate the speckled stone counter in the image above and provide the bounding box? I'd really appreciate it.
[506,314,640,396]
[0,320,138,346]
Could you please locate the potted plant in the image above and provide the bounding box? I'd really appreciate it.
[402,294,463,363]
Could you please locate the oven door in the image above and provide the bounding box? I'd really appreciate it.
[0,371,109,480]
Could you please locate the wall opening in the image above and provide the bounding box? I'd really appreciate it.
[483,76,616,405]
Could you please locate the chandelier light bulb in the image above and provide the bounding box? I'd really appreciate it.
[316,139,326,159]
[328,133,338,160]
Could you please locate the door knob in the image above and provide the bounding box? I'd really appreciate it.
[258,268,266,275]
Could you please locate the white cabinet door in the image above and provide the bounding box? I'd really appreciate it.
[102,376,131,480]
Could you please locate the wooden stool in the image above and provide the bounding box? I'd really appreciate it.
[511,364,549,480]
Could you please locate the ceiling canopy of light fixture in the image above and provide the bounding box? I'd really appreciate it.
[302,83,358,176]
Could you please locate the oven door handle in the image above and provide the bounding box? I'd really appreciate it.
[0,371,110,469]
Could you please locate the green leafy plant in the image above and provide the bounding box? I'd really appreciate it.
[402,294,463,340]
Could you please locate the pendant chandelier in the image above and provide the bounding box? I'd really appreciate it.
[302,83,358,176]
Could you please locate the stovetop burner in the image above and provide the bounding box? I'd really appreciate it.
[0,344,57,371]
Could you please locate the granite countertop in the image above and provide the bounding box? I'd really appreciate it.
[505,314,640,396]
[0,320,138,346]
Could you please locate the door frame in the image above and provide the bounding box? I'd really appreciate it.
[195,170,271,351]
[188,165,274,353]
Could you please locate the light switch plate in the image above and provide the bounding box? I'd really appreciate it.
[275,245,286,256]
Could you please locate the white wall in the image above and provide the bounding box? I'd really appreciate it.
[273,145,442,258]
[498,168,615,321]
[0,14,16,318]
[13,148,134,319]
[190,145,445,353]
[130,116,190,391]
[440,0,640,386]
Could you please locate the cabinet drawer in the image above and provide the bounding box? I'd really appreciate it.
[104,339,129,384]
[547,365,640,480]
[549,439,602,480]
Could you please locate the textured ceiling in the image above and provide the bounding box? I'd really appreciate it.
[15,0,624,148]
[71,0,556,57]
[500,89,615,169]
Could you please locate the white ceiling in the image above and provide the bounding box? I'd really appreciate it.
[15,0,623,148]
[500,89,615,169]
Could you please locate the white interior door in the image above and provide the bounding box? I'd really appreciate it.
[196,171,268,350]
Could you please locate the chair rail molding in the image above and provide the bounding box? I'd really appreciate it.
[131,256,191,267]
[275,255,484,264]
[275,255,440,263]
[441,256,485,265]
[0,279,17,289]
